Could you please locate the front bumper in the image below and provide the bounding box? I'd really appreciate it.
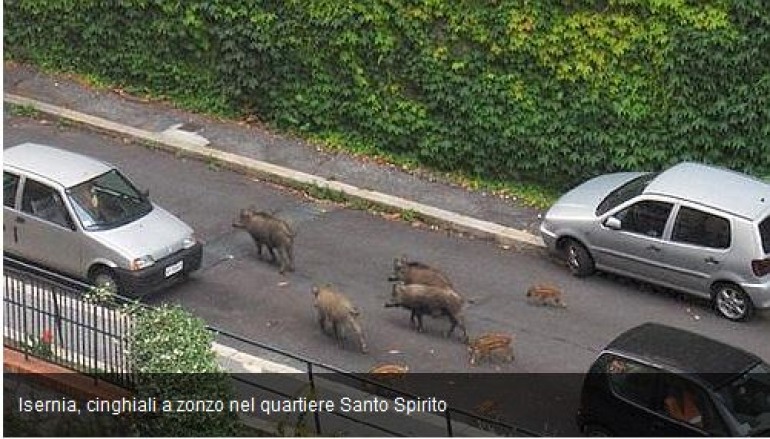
[115,242,203,295]
[539,222,558,251]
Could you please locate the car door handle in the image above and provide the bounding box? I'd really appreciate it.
[646,245,661,252]
[15,216,25,224]
[705,256,720,265]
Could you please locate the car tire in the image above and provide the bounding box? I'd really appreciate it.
[713,283,754,322]
[90,267,121,296]
[564,239,595,277]
[583,424,613,437]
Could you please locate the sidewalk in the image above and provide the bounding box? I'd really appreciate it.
[3,63,545,247]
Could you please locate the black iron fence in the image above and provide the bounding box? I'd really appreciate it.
[3,256,537,437]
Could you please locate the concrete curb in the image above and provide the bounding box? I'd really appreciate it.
[5,93,545,248]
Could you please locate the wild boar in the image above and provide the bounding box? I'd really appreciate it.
[526,284,566,308]
[233,208,295,274]
[468,333,514,366]
[312,285,368,353]
[388,256,453,288]
[385,283,468,341]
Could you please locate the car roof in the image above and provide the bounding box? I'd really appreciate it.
[644,162,770,221]
[605,323,761,389]
[4,143,112,188]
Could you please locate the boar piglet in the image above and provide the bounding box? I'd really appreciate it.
[526,284,566,308]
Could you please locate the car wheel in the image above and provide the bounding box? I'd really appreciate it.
[583,424,612,437]
[91,267,121,295]
[564,239,595,277]
[713,283,754,322]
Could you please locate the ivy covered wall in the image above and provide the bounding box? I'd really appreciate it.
[5,0,769,189]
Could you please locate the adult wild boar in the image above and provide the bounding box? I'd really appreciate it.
[385,283,468,341]
[388,256,453,289]
[233,208,295,274]
[312,285,368,353]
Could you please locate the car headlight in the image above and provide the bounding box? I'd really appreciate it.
[130,255,155,271]
[182,235,197,249]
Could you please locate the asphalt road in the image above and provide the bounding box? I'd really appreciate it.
[5,115,770,434]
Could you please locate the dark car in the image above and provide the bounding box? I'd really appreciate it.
[577,323,770,436]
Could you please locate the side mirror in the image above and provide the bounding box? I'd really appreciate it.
[141,188,150,198]
[605,216,622,230]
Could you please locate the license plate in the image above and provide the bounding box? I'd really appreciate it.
[165,260,183,278]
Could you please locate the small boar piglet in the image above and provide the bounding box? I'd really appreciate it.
[468,332,514,366]
[525,283,566,308]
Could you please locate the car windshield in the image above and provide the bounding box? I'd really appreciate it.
[714,363,770,436]
[595,172,658,216]
[66,169,152,231]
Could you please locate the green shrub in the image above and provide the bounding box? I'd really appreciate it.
[128,304,242,437]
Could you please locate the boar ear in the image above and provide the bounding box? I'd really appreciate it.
[312,286,320,296]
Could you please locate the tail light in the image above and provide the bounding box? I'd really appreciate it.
[751,258,770,277]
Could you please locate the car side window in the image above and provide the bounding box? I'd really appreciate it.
[661,374,728,435]
[672,207,730,249]
[21,179,75,230]
[606,356,659,410]
[4,171,20,208]
[615,201,673,238]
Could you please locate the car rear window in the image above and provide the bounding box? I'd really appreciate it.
[596,172,658,216]
[760,217,770,254]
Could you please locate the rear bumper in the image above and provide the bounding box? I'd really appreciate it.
[115,243,203,295]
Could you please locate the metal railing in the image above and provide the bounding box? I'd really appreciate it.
[3,256,136,387]
[209,326,539,437]
[3,255,537,437]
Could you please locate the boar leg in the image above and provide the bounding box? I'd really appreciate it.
[414,312,425,332]
[248,234,264,258]
[318,314,329,334]
[285,245,295,272]
[446,314,469,342]
[409,309,418,327]
[348,319,368,353]
[278,245,294,273]
[267,245,278,262]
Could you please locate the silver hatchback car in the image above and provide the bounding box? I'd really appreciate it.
[540,162,770,321]
[3,143,203,295]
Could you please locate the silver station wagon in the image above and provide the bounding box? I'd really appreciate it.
[540,162,770,321]
[3,143,203,295]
